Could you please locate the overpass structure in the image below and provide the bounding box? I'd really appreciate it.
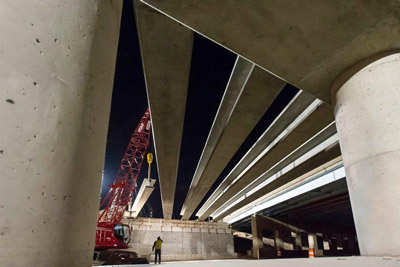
[1,0,400,265]
[134,0,400,258]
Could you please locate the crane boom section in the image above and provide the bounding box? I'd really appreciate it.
[98,108,151,224]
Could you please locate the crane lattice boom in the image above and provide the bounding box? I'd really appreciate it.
[98,108,151,224]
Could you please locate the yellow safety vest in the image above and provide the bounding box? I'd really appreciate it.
[155,239,163,249]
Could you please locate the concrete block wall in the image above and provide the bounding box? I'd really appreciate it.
[124,218,236,261]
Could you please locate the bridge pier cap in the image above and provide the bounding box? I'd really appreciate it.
[331,52,400,256]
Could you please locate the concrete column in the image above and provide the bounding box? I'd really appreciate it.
[308,234,321,257]
[251,215,262,259]
[335,234,344,250]
[332,53,400,256]
[330,235,338,251]
[0,1,122,266]
[293,233,302,250]
[274,230,284,251]
[322,234,331,251]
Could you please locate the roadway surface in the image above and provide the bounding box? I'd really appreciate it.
[104,256,400,266]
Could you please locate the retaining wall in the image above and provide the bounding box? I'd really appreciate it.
[123,218,237,261]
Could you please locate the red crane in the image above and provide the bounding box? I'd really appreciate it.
[96,108,151,249]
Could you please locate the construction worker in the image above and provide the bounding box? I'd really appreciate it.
[152,236,163,264]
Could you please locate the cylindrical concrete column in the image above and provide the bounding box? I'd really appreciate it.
[0,1,122,266]
[333,53,400,256]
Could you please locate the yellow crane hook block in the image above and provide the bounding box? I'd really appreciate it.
[147,153,153,164]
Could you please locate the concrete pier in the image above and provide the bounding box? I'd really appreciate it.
[333,53,400,256]
[0,1,122,266]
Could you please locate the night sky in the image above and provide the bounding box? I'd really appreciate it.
[101,0,298,220]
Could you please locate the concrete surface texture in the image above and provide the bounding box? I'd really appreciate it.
[134,0,193,219]
[333,53,400,256]
[214,144,342,221]
[223,156,343,223]
[205,102,335,220]
[0,0,123,266]
[210,123,338,221]
[197,91,316,220]
[104,257,400,267]
[141,0,400,103]
[125,218,235,261]
[181,57,255,219]
[124,217,231,233]
[181,58,286,220]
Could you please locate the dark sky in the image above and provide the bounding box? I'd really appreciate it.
[101,0,157,215]
[101,0,297,220]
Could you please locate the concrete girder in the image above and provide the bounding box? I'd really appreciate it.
[180,57,254,217]
[224,156,343,224]
[181,57,286,220]
[134,1,194,219]
[209,122,337,220]
[128,178,156,218]
[275,183,348,217]
[197,91,316,220]
[214,144,342,221]
[141,0,400,103]
[201,102,335,220]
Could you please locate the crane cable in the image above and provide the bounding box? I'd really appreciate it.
[145,129,154,217]
[147,129,154,178]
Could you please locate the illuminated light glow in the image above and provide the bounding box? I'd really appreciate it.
[196,91,305,216]
[230,99,323,187]
[224,165,346,224]
[196,96,322,217]
[246,134,338,198]
[210,126,337,218]
[211,196,246,219]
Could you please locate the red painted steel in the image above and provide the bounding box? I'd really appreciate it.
[95,108,151,249]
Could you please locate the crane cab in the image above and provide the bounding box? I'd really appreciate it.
[114,224,130,244]
[95,222,131,249]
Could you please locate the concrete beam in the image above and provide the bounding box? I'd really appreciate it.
[203,102,335,220]
[223,157,343,224]
[214,144,342,221]
[197,91,316,220]
[141,0,400,103]
[134,1,194,218]
[181,56,254,217]
[181,58,285,220]
[128,178,156,218]
[209,123,337,220]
